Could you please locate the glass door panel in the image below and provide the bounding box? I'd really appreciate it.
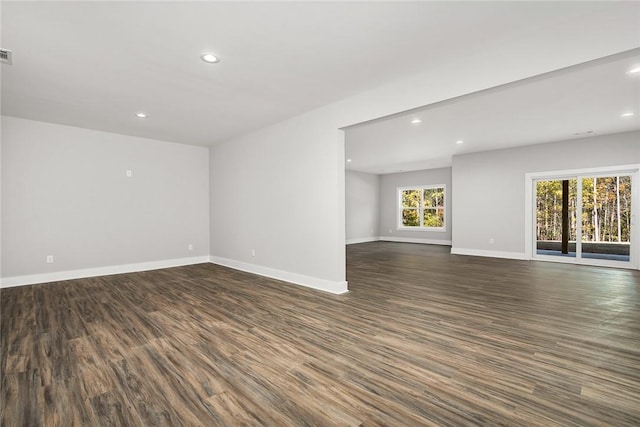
[581,176,631,262]
[535,179,578,258]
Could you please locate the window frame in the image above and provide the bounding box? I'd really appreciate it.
[397,184,446,232]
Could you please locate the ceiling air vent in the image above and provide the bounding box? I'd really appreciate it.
[0,49,12,65]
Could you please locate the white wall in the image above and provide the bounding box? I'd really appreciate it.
[1,116,210,286]
[451,131,640,258]
[209,115,347,293]
[345,170,380,244]
[208,24,637,293]
[379,168,452,245]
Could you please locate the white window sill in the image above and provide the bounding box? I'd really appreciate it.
[397,226,447,232]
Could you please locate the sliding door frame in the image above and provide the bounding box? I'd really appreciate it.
[525,164,640,270]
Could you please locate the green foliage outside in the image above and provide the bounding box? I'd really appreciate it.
[536,176,631,243]
[401,187,445,228]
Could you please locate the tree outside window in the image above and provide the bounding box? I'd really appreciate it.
[399,185,445,230]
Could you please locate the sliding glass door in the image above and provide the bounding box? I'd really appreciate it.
[532,169,637,268]
[580,175,632,262]
[535,178,578,258]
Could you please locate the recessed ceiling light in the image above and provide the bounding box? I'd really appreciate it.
[201,52,220,63]
[621,112,635,117]
[136,112,148,118]
[456,140,464,144]
[410,119,422,124]
[346,158,352,163]
[627,66,640,75]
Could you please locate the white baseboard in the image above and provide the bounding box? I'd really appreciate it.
[346,236,379,245]
[0,254,349,295]
[0,256,210,288]
[379,236,452,246]
[209,256,348,295]
[450,247,527,260]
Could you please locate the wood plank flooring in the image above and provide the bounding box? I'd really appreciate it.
[2,241,640,426]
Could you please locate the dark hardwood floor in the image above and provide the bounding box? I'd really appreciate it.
[2,242,640,426]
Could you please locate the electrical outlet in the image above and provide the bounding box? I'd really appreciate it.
[489,238,495,244]
[46,255,54,264]
[251,248,256,257]
[188,244,193,251]
[126,170,133,177]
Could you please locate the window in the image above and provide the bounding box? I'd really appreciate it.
[398,185,446,230]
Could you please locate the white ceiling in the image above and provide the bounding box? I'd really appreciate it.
[345,50,640,174]
[2,2,638,146]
